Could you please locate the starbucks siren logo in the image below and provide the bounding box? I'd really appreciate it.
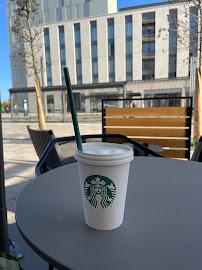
[84,175,116,209]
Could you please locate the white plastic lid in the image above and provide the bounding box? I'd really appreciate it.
[74,142,134,166]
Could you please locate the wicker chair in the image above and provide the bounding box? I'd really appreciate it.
[35,134,165,176]
[27,125,55,159]
[191,136,202,162]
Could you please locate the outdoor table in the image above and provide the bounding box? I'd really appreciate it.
[16,157,202,270]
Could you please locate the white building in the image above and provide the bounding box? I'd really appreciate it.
[6,0,196,117]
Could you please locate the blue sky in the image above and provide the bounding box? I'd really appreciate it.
[0,0,166,102]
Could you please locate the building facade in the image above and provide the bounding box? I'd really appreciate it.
[6,0,197,119]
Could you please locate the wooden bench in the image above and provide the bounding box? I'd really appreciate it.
[102,99,192,159]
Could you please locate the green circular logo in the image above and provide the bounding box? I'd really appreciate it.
[84,175,116,209]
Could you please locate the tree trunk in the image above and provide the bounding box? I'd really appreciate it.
[194,67,202,140]
[65,90,68,114]
[34,76,46,130]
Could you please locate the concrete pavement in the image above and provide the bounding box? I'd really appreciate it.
[3,121,102,269]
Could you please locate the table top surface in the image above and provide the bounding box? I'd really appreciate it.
[16,157,202,270]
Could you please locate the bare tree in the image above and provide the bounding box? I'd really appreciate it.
[10,0,46,129]
[159,0,202,140]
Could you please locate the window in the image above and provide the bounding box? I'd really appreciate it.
[169,54,176,78]
[142,23,155,39]
[169,9,177,77]
[169,9,177,53]
[91,21,97,41]
[66,6,72,20]
[75,5,79,18]
[83,4,89,17]
[74,24,82,84]
[126,58,132,81]
[58,0,64,8]
[75,47,81,59]
[190,6,198,57]
[91,21,98,83]
[108,18,115,82]
[74,27,80,44]
[47,95,55,113]
[108,42,114,57]
[142,41,155,57]
[43,0,48,10]
[67,93,85,112]
[44,28,52,86]
[126,39,132,54]
[59,26,66,85]
[125,15,132,37]
[109,59,115,82]
[125,15,132,81]
[142,59,155,80]
[44,10,50,23]
[142,12,155,21]
[108,18,114,39]
[56,9,62,21]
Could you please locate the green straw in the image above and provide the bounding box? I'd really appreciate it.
[64,67,83,152]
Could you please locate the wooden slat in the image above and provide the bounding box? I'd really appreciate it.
[133,138,187,148]
[105,107,187,117]
[160,150,187,159]
[105,118,187,127]
[105,128,186,137]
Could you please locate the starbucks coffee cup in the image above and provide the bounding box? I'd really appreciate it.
[74,142,134,230]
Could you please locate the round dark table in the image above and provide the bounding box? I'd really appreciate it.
[16,157,202,270]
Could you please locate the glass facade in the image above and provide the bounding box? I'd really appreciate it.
[142,23,155,39]
[83,3,89,17]
[44,10,50,23]
[58,0,64,7]
[75,5,79,18]
[44,28,52,86]
[190,6,198,57]
[169,9,177,78]
[58,26,66,85]
[43,0,48,10]
[66,6,72,20]
[108,18,115,82]
[142,12,155,21]
[125,15,132,81]
[142,59,155,80]
[142,12,155,80]
[56,9,62,21]
[74,23,82,84]
[142,41,155,57]
[91,21,98,83]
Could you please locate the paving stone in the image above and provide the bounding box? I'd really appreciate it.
[2,120,101,269]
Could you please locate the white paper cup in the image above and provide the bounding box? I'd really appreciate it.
[74,142,134,230]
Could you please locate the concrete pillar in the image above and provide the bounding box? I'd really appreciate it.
[65,23,77,84]
[49,25,61,85]
[80,20,92,84]
[176,5,189,78]
[133,12,142,80]
[115,14,125,82]
[84,91,91,113]
[97,17,108,83]
[155,7,169,79]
